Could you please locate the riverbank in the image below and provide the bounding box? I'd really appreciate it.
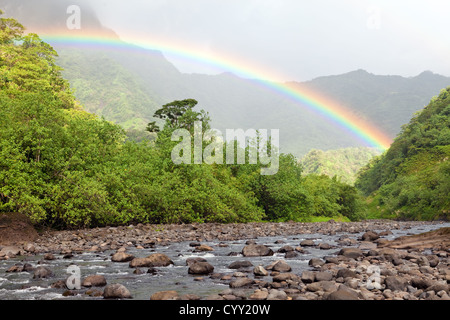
[0,219,449,300]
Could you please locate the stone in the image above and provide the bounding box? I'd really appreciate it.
[188,261,214,275]
[362,231,379,241]
[150,290,179,300]
[82,275,107,287]
[103,284,132,299]
[300,239,315,246]
[194,244,214,252]
[272,260,291,273]
[0,246,21,257]
[249,289,269,300]
[111,251,135,262]
[267,289,287,300]
[44,253,56,260]
[129,253,173,268]
[336,268,358,279]
[326,288,359,300]
[306,281,337,293]
[33,266,54,279]
[229,277,253,288]
[186,257,207,266]
[425,255,440,267]
[242,244,274,257]
[338,248,364,259]
[228,260,253,269]
[308,258,325,267]
[272,273,301,282]
[315,271,333,282]
[301,271,316,283]
[318,243,332,250]
[253,265,269,276]
[385,276,409,291]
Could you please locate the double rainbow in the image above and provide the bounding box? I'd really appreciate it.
[41,31,393,151]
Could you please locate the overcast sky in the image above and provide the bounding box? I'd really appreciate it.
[6,0,450,82]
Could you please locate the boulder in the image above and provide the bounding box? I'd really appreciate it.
[271,260,291,273]
[194,244,214,252]
[253,265,269,276]
[362,231,380,241]
[111,251,135,262]
[306,281,337,293]
[338,248,364,259]
[229,277,253,288]
[82,275,107,287]
[272,273,301,283]
[129,253,173,268]
[308,258,325,268]
[336,268,358,279]
[0,246,21,257]
[186,257,207,266]
[326,288,359,300]
[242,244,273,257]
[228,260,253,269]
[33,266,54,279]
[300,239,315,247]
[188,261,214,275]
[385,276,409,291]
[315,271,333,282]
[301,271,316,283]
[103,284,132,299]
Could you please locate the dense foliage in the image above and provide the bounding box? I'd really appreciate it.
[356,88,450,220]
[0,13,365,229]
[300,147,381,185]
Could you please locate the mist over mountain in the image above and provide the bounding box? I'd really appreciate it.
[2,1,450,157]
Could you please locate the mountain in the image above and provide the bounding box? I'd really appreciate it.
[355,87,450,220]
[3,1,450,158]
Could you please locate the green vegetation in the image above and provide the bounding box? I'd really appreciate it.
[0,13,364,229]
[300,147,381,185]
[356,88,450,220]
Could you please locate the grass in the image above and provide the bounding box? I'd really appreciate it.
[309,215,351,223]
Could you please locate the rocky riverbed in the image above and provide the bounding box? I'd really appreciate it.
[0,220,449,300]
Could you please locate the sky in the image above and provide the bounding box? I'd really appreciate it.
[2,0,450,82]
[84,0,450,81]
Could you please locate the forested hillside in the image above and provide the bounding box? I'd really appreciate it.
[300,147,381,185]
[0,12,363,229]
[356,88,450,220]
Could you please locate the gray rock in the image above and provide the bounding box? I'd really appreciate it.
[253,265,269,276]
[33,267,54,279]
[315,271,333,281]
[228,260,253,269]
[272,260,291,273]
[361,231,379,241]
[242,244,273,257]
[308,258,325,267]
[385,276,409,291]
[301,271,316,283]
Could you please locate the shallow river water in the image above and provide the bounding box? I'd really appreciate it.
[0,221,448,300]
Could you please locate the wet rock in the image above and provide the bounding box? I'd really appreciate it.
[249,289,269,300]
[194,244,214,252]
[278,245,294,253]
[272,273,301,283]
[129,253,173,268]
[82,275,107,287]
[33,266,54,279]
[318,243,332,250]
[111,251,135,262]
[300,239,315,247]
[103,283,132,299]
[188,261,214,275]
[228,260,253,269]
[242,244,273,257]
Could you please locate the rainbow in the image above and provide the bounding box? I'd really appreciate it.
[40,31,393,151]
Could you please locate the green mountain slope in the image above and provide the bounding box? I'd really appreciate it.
[300,147,381,185]
[356,87,450,220]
